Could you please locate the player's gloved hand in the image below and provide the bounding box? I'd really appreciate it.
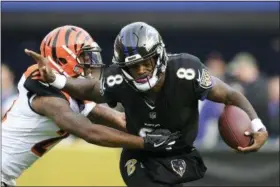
[143,129,181,152]
[24,49,56,83]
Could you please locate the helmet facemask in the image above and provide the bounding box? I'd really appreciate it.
[75,46,105,80]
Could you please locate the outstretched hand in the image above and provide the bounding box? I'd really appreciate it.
[24,49,56,83]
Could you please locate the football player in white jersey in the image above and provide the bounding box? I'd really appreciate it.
[1,25,180,186]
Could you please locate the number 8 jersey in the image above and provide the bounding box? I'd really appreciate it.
[2,65,96,186]
[101,53,213,147]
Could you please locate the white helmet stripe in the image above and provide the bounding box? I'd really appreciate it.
[47,56,69,77]
[62,45,81,64]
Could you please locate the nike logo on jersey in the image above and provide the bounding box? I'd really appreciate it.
[153,141,165,147]
[144,100,155,110]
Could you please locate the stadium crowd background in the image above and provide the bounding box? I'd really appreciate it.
[1,2,279,186]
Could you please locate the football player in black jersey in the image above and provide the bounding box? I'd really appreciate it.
[26,22,268,187]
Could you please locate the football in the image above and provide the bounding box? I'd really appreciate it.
[218,105,253,150]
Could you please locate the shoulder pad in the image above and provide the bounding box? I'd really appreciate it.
[170,53,213,88]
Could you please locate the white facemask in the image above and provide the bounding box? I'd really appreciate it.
[121,54,167,92]
[121,66,159,91]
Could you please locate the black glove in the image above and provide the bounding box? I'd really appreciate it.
[143,129,181,152]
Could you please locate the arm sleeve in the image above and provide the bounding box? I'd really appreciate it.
[99,69,119,108]
[187,54,214,100]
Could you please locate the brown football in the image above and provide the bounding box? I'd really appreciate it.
[218,105,253,150]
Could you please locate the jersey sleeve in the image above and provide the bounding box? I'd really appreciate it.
[181,54,214,101]
[23,67,70,115]
[190,55,213,100]
[99,66,121,108]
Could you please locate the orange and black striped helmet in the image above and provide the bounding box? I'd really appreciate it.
[40,25,104,77]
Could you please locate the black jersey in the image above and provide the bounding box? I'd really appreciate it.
[101,53,213,146]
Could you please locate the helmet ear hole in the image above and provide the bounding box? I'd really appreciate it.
[58,58,67,65]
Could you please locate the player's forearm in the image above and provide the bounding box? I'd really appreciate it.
[88,104,127,132]
[63,78,101,102]
[224,89,258,120]
[207,77,258,120]
[56,112,143,149]
[87,125,143,149]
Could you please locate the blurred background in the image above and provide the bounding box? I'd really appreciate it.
[1,1,279,186]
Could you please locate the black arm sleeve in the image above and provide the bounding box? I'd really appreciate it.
[184,54,214,100]
[99,67,121,108]
[24,77,68,100]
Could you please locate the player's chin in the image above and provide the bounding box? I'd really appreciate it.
[135,75,152,84]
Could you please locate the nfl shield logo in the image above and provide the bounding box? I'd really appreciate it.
[149,112,156,119]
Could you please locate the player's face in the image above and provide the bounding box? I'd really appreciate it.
[78,50,93,65]
[127,57,156,83]
[78,50,103,79]
[78,49,103,67]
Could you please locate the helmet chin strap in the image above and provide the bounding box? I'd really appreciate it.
[121,47,167,92]
[133,67,159,91]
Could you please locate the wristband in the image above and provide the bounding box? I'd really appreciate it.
[251,118,266,132]
[50,73,67,89]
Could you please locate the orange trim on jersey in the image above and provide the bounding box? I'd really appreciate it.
[31,147,41,157]
[23,64,45,82]
[24,64,39,78]
[61,91,71,102]
[31,130,69,157]
[2,98,18,123]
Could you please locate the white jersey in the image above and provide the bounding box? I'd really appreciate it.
[2,65,96,186]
